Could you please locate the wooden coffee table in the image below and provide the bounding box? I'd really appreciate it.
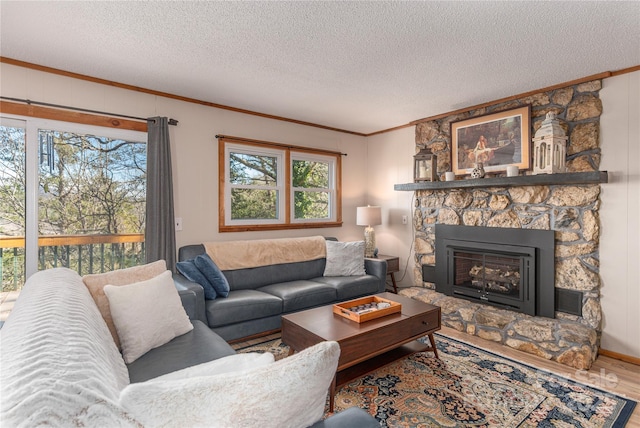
[281,292,441,412]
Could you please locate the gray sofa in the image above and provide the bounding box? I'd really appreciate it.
[1,267,378,427]
[176,237,387,341]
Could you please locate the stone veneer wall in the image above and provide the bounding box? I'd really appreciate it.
[408,80,604,368]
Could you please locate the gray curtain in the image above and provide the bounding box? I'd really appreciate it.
[145,117,176,271]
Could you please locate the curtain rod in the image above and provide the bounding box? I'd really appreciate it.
[0,96,178,126]
[215,134,347,156]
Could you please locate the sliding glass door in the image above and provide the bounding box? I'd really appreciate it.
[0,115,146,293]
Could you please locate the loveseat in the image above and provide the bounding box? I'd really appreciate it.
[0,267,378,427]
[175,236,387,341]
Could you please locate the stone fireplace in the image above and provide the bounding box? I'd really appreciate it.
[394,78,605,369]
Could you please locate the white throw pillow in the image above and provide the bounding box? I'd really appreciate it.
[151,352,275,382]
[120,341,340,428]
[323,240,366,276]
[82,260,167,349]
[104,270,193,364]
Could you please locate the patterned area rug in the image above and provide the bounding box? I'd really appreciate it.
[236,334,636,427]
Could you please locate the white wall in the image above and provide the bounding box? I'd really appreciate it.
[0,63,369,249]
[599,70,640,358]
[365,128,416,287]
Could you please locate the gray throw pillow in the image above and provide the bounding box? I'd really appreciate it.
[323,241,366,276]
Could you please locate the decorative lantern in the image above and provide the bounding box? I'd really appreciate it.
[413,148,438,182]
[532,112,567,175]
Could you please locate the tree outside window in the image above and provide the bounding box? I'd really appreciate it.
[292,156,332,221]
[229,150,280,221]
[0,119,146,291]
[219,137,342,232]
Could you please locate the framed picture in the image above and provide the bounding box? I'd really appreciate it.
[451,105,531,176]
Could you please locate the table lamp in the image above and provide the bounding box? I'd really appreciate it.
[356,206,382,258]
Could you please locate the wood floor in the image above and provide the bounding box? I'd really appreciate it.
[235,326,640,427]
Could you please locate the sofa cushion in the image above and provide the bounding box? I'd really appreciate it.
[152,352,274,381]
[313,275,381,300]
[324,240,366,276]
[176,259,217,300]
[259,280,337,312]
[205,289,283,328]
[82,259,167,349]
[194,253,230,297]
[119,341,340,428]
[127,320,236,383]
[104,271,193,364]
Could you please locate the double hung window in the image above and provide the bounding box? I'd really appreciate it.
[219,136,342,232]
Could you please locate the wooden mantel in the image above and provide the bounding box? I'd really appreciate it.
[394,171,608,191]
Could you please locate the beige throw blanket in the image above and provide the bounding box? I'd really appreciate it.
[204,236,327,270]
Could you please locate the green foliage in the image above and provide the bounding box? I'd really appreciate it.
[0,248,26,292]
[231,189,277,220]
[37,130,146,235]
[0,125,147,291]
[229,151,278,219]
[293,160,329,219]
[292,159,328,188]
[0,126,27,236]
[35,242,146,276]
[294,191,329,219]
[228,153,332,221]
[229,152,276,186]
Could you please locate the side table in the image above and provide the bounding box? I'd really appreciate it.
[371,254,399,293]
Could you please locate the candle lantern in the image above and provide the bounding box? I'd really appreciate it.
[532,112,567,175]
[413,148,438,182]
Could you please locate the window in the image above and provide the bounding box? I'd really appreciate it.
[219,137,342,232]
[227,144,284,223]
[292,153,334,222]
[0,114,146,291]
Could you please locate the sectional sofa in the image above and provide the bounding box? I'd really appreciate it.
[176,236,388,341]
[0,266,379,427]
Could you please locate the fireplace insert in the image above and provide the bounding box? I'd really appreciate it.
[444,240,536,315]
[434,225,555,318]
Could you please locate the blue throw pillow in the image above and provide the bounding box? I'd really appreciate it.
[176,259,217,300]
[194,254,230,298]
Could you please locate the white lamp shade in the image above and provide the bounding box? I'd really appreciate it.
[356,206,382,226]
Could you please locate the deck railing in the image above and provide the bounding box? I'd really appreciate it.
[0,234,145,292]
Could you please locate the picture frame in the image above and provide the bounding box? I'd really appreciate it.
[450,105,531,176]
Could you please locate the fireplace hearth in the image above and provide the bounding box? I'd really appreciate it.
[434,225,555,318]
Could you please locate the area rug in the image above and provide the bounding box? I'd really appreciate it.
[236,334,636,427]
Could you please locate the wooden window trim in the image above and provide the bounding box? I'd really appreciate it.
[0,101,146,132]
[218,136,343,232]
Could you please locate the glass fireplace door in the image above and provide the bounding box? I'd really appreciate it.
[452,250,523,300]
[445,239,536,314]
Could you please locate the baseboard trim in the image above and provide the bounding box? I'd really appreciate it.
[598,348,640,366]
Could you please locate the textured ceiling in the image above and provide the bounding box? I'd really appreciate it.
[1,1,639,135]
